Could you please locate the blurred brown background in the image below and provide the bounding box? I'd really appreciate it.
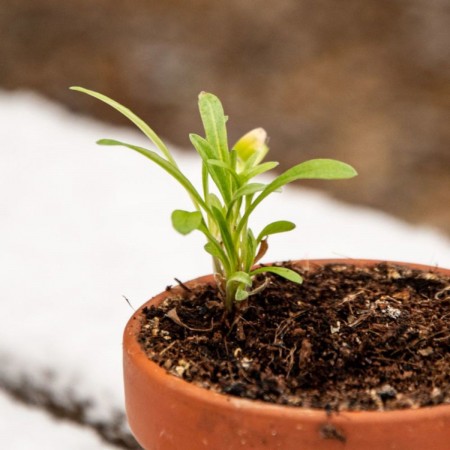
[1,1,449,234]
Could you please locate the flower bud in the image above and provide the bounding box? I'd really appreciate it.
[233,128,268,170]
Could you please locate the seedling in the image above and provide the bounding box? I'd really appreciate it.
[71,87,357,312]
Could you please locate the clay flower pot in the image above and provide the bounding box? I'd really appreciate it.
[123,260,450,450]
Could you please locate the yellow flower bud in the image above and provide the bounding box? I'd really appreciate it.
[233,128,269,171]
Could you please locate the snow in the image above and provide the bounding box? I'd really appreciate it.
[0,89,449,447]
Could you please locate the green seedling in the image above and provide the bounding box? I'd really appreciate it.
[71,87,357,312]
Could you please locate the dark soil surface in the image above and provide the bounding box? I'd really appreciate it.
[138,262,450,412]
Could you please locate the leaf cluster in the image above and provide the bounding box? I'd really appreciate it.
[70,87,357,312]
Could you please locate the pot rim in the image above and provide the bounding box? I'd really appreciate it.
[123,258,450,426]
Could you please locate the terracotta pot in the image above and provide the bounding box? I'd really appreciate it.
[123,259,450,450]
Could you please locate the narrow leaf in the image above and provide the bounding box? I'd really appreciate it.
[210,205,235,261]
[189,132,214,155]
[190,134,232,202]
[198,93,233,217]
[251,266,303,284]
[199,231,230,272]
[233,183,266,199]
[70,87,176,165]
[257,220,296,242]
[198,92,229,163]
[207,159,233,170]
[244,228,257,270]
[207,193,223,210]
[204,241,223,260]
[263,159,357,195]
[207,159,240,185]
[272,158,356,185]
[242,161,279,181]
[238,159,357,233]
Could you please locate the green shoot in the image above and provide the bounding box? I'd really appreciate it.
[70,87,357,312]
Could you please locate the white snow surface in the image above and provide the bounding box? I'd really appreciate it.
[0,90,449,446]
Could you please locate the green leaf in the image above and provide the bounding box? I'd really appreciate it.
[198,92,229,163]
[251,266,303,284]
[200,234,230,273]
[207,159,232,170]
[274,158,356,184]
[204,241,223,260]
[210,205,235,261]
[233,183,266,199]
[207,193,223,210]
[190,134,232,203]
[171,210,203,235]
[201,161,209,201]
[257,220,296,242]
[229,149,238,172]
[198,93,234,211]
[70,87,176,166]
[227,271,252,286]
[207,159,240,186]
[244,229,258,270]
[238,159,357,234]
[263,158,357,194]
[235,287,249,302]
[242,161,279,181]
[189,133,215,160]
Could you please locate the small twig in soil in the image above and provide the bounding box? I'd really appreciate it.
[174,278,192,292]
[122,295,135,310]
[166,307,213,332]
[159,340,178,357]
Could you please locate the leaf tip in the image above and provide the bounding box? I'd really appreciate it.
[339,162,358,178]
